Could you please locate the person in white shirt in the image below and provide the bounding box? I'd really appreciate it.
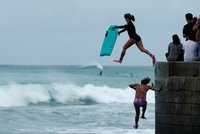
[183,33,198,61]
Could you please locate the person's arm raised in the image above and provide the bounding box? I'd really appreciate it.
[147,83,155,91]
[114,25,127,29]
[129,84,138,90]
[113,25,127,35]
[118,29,126,35]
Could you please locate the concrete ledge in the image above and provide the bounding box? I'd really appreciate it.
[155,62,200,134]
[155,62,200,78]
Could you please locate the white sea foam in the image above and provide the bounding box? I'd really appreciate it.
[81,62,104,70]
[0,84,50,107]
[0,83,155,107]
[45,127,155,134]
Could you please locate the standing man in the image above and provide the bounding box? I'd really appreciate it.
[183,13,196,41]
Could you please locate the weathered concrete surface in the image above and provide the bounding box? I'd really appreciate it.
[155,62,200,134]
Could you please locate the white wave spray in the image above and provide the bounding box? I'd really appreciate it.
[0,83,155,107]
[81,62,104,70]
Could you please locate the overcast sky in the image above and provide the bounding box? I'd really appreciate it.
[0,0,199,66]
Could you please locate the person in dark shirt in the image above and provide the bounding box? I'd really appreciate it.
[113,13,156,65]
[183,13,195,41]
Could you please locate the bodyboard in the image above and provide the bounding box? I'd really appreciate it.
[100,25,118,56]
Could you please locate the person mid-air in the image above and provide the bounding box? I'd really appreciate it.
[113,13,156,65]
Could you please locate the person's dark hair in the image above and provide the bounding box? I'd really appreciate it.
[193,17,197,23]
[185,13,193,21]
[124,13,135,22]
[141,77,151,85]
[172,34,180,45]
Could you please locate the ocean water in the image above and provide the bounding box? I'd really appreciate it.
[0,65,155,134]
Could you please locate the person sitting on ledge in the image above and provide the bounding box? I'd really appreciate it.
[166,34,183,61]
[183,32,198,62]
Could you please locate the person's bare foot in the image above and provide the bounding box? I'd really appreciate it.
[112,59,122,64]
[151,55,156,66]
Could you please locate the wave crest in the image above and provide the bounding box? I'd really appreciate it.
[81,63,103,70]
[0,83,155,107]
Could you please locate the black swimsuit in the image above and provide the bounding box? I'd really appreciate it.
[115,21,141,42]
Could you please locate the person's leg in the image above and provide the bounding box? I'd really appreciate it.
[134,105,140,129]
[118,39,136,63]
[136,40,152,56]
[141,102,147,119]
[136,40,156,65]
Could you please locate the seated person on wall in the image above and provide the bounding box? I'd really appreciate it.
[183,33,198,62]
[193,18,200,61]
[166,34,183,61]
[183,13,196,41]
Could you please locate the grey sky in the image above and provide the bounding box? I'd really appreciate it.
[0,0,199,66]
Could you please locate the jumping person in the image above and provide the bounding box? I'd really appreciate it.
[129,77,155,129]
[113,13,156,65]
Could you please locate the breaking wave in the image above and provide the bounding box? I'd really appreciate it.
[0,83,155,107]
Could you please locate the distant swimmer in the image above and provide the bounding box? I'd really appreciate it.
[99,70,103,76]
[129,77,155,129]
[112,13,156,65]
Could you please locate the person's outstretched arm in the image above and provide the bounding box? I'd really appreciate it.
[118,28,126,35]
[114,25,127,35]
[147,83,155,91]
[115,25,127,29]
[147,86,155,91]
[129,84,138,90]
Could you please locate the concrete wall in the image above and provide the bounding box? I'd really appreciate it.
[155,62,200,134]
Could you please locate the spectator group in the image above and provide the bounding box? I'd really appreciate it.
[166,13,200,62]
